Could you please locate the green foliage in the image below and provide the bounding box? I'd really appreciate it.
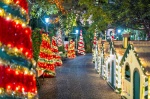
[58,46,65,53]
[106,0,150,33]
[30,0,59,18]
[79,0,112,33]
[79,0,150,36]
[82,29,93,53]
[31,28,42,61]
[60,12,77,36]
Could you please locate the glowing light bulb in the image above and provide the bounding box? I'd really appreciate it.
[30,71,33,75]
[16,21,19,24]
[14,48,18,52]
[7,85,11,89]
[22,88,25,91]
[0,89,2,94]
[16,0,19,4]
[20,47,23,51]
[1,48,4,51]
[15,71,19,75]
[0,9,2,14]
[7,68,10,72]
[25,52,28,55]
[16,87,19,91]
[22,23,26,27]
[24,70,28,75]
[6,17,10,21]
[7,44,11,47]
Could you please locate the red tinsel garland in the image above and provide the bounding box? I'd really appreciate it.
[41,40,51,49]
[0,16,33,59]
[13,0,28,13]
[0,65,37,93]
[39,52,53,60]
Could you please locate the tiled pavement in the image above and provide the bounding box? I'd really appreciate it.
[38,54,121,99]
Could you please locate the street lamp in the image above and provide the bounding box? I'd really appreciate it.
[118,29,121,33]
[45,18,49,32]
[117,29,121,40]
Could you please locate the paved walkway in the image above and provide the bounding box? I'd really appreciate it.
[38,54,121,99]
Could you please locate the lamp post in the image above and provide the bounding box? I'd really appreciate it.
[70,30,79,55]
[45,18,49,32]
[117,29,121,40]
[118,29,121,33]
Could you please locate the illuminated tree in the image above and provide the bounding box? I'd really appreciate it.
[56,29,63,47]
[37,34,55,77]
[51,36,62,66]
[78,30,85,55]
[92,33,97,62]
[67,39,76,59]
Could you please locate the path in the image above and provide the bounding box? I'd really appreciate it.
[38,53,121,99]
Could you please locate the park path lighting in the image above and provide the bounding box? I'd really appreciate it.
[45,18,49,32]
[118,29,121,33]
[117,29,121,40]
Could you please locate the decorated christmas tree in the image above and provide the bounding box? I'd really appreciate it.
[67,39,76,59]
[92,33,97,63]
[0,0,37,98]
[56,28,63,47]
[78,30,86,55]
[51,36,62,66]
[37,34,55,78]
[64,41,69,52]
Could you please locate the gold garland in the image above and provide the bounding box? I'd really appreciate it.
[0,42,28,60]
[0,87,37,98]
[42,34,51,42]
[0,8,29,26]
[0,58,35,76]
[2,0,28,16]
[0,42,36,73]
[0,88,4,95]
[38,58,54,64]
[39,47,53,54]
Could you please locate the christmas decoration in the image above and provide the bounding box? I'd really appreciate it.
[0,0,37,98]
[56,29,63,47]
[78,30,85,55]
[31,28,42,61]
[92,32,97,63]
[67,39,76,59]
[64,41,69,52]
[0,0,29,23]
[93,33,97,49]
[37,33,55,78]
[51,36,62,67]
[120,41,150,99]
